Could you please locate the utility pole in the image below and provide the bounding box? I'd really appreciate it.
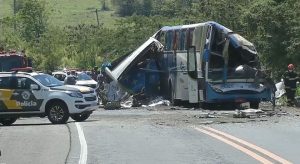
[95,9,100,26]
[13,0,16,30]
[13,0,16,15]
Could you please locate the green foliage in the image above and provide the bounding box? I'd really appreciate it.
[241,0,300,78]
[0,17,26,50]
[113,0,154,17]
[0,0,299,76]
[30,27,66,71]
[1,0,117,27]
[101,0,110,11]
[17,0,48,43]
[297,87,300,97]
[277,95,287,106]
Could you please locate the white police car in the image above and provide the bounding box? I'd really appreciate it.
[0,72,98,125]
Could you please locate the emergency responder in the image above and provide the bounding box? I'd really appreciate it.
[91,66,98,81]
[282,64,300,106]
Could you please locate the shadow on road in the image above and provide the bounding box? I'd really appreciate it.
[2,123,54,127]
[67,119,100,123]
[0,119,101,127]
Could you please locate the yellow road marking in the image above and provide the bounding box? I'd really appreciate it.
[194,127,273,164]
[201,126,292,164]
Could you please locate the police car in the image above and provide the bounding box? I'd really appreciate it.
[0,72,98,125]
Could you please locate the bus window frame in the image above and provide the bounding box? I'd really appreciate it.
[173,30,180,50]
[179,29,186,50]
[166,30,174,51]
[159,31,166,49]
[187,46,197,79]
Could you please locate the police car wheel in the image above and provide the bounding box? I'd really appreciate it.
[47,102,69,124]
[0,117,18,126]
[71,113,90,122]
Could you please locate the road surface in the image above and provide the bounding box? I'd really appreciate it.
[1,107,299,164]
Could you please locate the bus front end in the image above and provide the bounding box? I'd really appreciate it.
[206,81,272,104]
[204,22,273,107]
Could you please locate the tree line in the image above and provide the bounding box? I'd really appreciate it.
[0,0,299,79]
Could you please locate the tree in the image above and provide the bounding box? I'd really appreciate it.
[113,0,136,17]
[101,0,109,11]
[242,0,300,77]
[17,0,48,43]
[142,0,152,16]
[31,27,66,71]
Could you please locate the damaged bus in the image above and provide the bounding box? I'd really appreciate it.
[105,21,272,108]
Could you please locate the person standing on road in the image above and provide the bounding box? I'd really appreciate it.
[282,64,300,106]
[91,66,98,81]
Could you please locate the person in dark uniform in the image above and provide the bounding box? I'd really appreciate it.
[91,66,98,81]
[282,64,299,106]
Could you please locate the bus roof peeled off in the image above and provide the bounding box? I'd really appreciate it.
[105,37,163,82]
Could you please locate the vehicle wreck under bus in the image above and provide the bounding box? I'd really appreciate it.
[105,21,273,108]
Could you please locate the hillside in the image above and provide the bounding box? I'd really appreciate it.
[0,0,119,27]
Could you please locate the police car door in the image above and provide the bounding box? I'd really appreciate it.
[9,77,43,112]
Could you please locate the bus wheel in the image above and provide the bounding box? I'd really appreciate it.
[250,102,259,109]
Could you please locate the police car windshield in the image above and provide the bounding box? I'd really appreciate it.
[33,74,64,87]
[77,73,92,80]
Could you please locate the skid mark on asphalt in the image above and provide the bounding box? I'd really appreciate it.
[194,126,293,164]
[76,122,87,164]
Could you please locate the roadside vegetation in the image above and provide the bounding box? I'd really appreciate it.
[0,0,299,81]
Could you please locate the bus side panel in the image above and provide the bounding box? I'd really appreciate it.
[175,52,189,101]
[188,78,198,103]
[188,51,201,103]
[190,25,209,103]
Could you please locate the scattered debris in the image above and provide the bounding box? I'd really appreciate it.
[104,101,121,110]
[199,121,214,124]
[140,97,170,107]
[194,112,221,119]
[234,109,265,118]
[276,111,288,116]
[148,100,170,107]
[275,82,285,98]
[121,100,133,109]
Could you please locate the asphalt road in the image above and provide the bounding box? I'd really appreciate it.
[1,107,300,164]
[0,118,69,164]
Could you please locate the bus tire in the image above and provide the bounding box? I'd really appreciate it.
[250,102,259,109]
[0,117,18,126]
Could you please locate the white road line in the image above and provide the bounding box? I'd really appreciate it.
[75,122,87,164]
